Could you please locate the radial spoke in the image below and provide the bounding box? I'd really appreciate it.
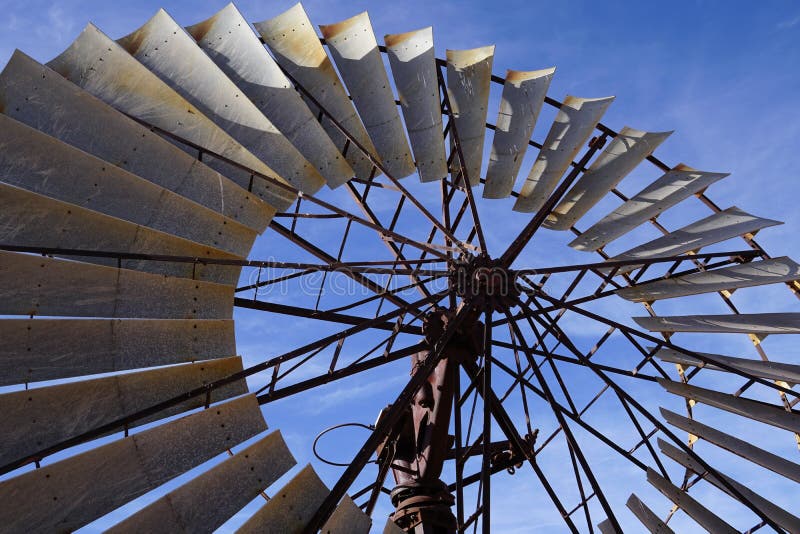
[513,297,786,531]
[435,65,488,254]
[528,287,800,400]
[346,181,435,299]
[271,222,413,310]
[272,66,470,256]
[234,298,424,334]
[489,354,648,472]
[481,308,493,533]
[500,133,609,267]
[503,306,623,531]
[514,249,759,277]
[459,357,579,532]
[257,343,426,405]
[125,113,452,260]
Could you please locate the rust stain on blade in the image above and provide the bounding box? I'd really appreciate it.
[384,27,431,49]
[318,11,368,40]
[185,10,222,42]
[446,45,495,69]
[255,4,328,69]
[505,67,556,86]
[115,9,169,55]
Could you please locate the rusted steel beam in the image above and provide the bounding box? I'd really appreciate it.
[123,114,450,260]
[488,354,649,472]
[515,249,758,276]
[346,182,433,299]
[515,298,785,531]
[273,63,469,257]
[528,289,800,400]
[481,308,493,533]
[257,343,426,405]
[500,133,608,267]
[270,222,412,310]
[459,358,578,532]
[233,298,423,335]
[0,243,449,274]
[504,307,623,531]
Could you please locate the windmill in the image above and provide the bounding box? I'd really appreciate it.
[0,2,798,533]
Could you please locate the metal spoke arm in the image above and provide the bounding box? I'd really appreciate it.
[257,343,427,405]
[514,249,759,277]
[273,65,470,256]
[435,64,488,254]
[233,298,423,335]
[514,297,786,532]
[499,133,609,267]
[527,287,800,400]
[503,306,623,531]
[459,355,580,532]
[123,114,451,261]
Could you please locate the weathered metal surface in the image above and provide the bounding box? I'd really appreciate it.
[483,68,554,198]
[108,430,296,533]
[0,184,243,284]
[385,27,447,183]
[513,95,614,213]
[0,394,266,534]
[602,207,782,274]
[446,46,494,185]
[626,494,675,534]
[186,4,354,189]
[237,464,329,533]
[118,9,324,195]
[597,519,620,534]
[661,408,800,483]
[645,468,737,534]
[617,256,800,302]
[0,50,274,233]
[634,313,800,334]
[0,115,256,256]
[321,12,415,179]
[383,519,407,534]
[255,4,378,181]
[546,127,672,229]
[0,357,246,467]
[322,495,372,534]
[0,250,232,319]
[0,318,234,386]
[47,23,295,211]
[657,438,800,532]
[658,379,800,433]
[383,519,406,534]
[655,347,800,384]
[569,164,729,251]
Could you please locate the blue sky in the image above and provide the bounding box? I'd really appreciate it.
[1,0,799,532]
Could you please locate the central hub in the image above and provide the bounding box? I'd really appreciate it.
[450,254,519,311]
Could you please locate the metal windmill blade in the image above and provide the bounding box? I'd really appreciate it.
[0,2,798,533]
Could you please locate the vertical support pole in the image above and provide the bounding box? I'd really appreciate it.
[453,361,465,530]
[481,308,492,533]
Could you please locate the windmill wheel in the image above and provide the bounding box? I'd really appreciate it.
[0,3,798,533]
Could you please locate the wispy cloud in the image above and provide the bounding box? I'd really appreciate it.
[35,3,77,45]
[777,14,800,29]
